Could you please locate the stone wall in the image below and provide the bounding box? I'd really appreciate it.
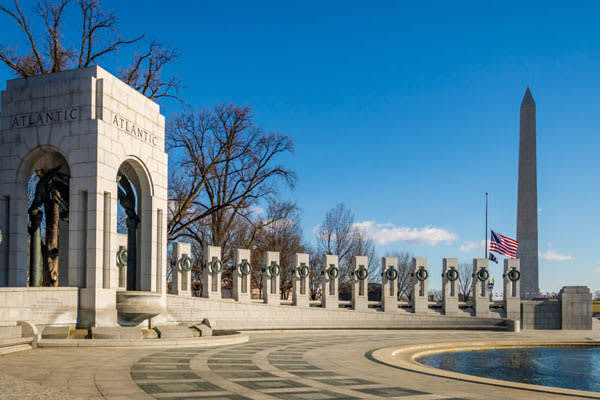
[560,286,592,330]
[165,294,509,331]
[521,300,561,329]
[0,287,78,327]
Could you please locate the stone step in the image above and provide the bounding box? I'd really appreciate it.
[0,337,33,355]
[91,327,144,339]
[0,325,22,339]
[41,326,71,339]
[154,325,199,339]
[0,344,32,355]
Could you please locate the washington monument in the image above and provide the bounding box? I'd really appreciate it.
[517,88,539,298]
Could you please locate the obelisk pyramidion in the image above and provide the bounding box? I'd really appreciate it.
[517,88,539,298]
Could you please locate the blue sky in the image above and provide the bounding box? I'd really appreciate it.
[2,1,599,293]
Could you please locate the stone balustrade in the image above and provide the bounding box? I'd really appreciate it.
[163,246,531,323]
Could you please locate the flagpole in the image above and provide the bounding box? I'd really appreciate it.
[485,192,488,259]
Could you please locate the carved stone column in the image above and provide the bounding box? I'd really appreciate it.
[171,242,191,296]
[292,253,310,307]
[442,258,459,316]
[321,254,339,309]
[202,245,222,299]
[381,257,398,312]
[503,258,521,321]
[233,248,252,303]
[410,257,428,314]
[262,251,280,305]
[472,258,490,317]
[351,256,369,312]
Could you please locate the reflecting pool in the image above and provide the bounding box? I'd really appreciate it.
[418,346,600,392]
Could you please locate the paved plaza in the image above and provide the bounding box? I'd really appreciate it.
[1,329,599,400]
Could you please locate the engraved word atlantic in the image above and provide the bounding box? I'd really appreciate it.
[112,114,158,146]
[10,108,79,129]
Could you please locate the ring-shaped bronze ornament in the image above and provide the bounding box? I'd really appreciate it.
[415,267,428,281]
[239,260,251,276]
[116,247,128,268]
[385,267,398,281]
[355,265,368,281]
[179,254,193,272]
[209,259,223,274]
[476,268,489,282]
[446,268,459,282]
[327,265,339,279]
[298,264,310,279]
[507,268,520,282]
[269,263,280,277]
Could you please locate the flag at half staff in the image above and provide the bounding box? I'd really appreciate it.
[489,252,498,264]
[490,230,519,258]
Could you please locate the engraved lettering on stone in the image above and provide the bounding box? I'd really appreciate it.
[10,108,79,129]
[112,113,158,146]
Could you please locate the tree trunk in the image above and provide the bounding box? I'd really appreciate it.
[44,197,60,286]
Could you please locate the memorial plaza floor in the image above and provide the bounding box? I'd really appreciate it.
[1,328,599,400]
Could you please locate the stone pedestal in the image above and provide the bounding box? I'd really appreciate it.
[442,258,459,316]
[233,248,252,303]
[472,258,490,317]
[321,254,339,309]
[381,257,398,312]
[292,253,310,307]
[262,251,280,305]
[171,242,191,296]
[79,288,118,328]
[351,256,369,312]
[560,286,592,330]
[202,246,222,299]
[503,258,521,321]
[410,257,428,314]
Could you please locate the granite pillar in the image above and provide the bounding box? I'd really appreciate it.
[503,258,520,321]
[292,253,310,307]
[233,248,252,303]
[442,258,459,316]
[472,258,490,317]
[351,255,369,312]
[410,257,428,314]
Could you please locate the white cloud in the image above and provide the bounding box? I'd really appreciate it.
[353,221,457,246]
[540,250,573,261]
[249,206,265,216]
[459,240,486,253]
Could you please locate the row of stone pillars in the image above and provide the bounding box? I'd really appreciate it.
[168,245,521,318]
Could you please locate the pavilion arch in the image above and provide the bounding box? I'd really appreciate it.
[116,156,156,291]
[13,146,71,287]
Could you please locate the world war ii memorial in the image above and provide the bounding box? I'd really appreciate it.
[0,2,599,400]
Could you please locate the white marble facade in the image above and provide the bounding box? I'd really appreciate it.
[0,66,168,327]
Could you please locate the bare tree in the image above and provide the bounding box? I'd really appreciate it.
[166,105,297,295]
[458,263,472,301]
[167,104,296,250]
[0,0,179,99]
[316,203,377,284]
[253,209,306,299]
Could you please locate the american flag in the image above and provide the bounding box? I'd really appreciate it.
[490,230,519,258]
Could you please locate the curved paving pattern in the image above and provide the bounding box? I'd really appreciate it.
[1,329,595,399]
[130,334,461,400]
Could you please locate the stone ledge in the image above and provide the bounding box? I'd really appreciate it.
[37,332,248,348]
[370,340,600,399]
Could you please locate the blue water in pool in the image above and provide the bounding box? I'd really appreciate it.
[418,347,600,392]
